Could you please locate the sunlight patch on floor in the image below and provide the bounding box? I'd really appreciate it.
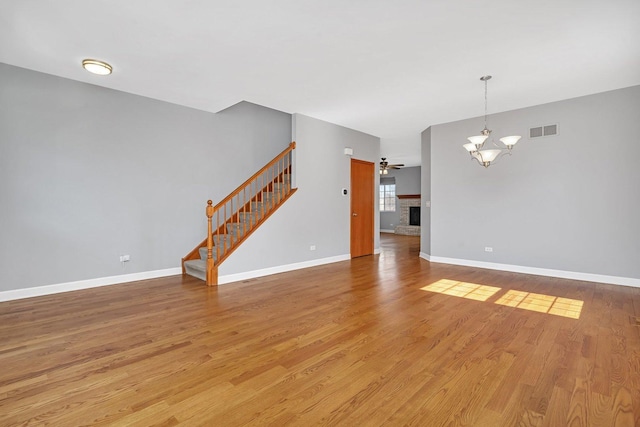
[422,279,583,319]
[495,290,583,319]
[421,279,501,302]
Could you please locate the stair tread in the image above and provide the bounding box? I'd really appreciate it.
[184,259,206,271]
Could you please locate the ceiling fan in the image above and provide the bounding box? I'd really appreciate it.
[379,157,404,175]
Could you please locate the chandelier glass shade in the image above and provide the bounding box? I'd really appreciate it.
[463,76,521,168]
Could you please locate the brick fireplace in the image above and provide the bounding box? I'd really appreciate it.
[394,194,421,236]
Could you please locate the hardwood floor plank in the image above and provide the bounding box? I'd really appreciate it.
[541,386,571,427]
[1,234,639,425]
[611,385,636,427]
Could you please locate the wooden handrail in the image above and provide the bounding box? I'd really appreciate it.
[212,141,295,211]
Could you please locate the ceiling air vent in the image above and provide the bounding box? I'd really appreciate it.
[530,124,558,139]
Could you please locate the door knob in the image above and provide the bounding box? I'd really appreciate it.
[352,213,358,216]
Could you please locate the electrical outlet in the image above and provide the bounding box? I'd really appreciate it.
[120,255,131,262]
[310,245,316,251]
[484,247,493,252]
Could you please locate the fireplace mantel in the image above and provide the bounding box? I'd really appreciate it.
[397,194,421,199]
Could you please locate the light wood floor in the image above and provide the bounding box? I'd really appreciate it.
[1,234,639,426]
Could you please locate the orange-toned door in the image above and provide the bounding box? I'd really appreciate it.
[350,159,375,258]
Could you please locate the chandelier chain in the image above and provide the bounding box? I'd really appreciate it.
[484,78,488,130]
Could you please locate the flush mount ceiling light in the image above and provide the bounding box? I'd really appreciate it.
[82,59,112,75]
[463,75,522,168]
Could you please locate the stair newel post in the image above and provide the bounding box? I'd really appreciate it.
[205,200,217,286]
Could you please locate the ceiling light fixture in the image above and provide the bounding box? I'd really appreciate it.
[82,59,112,75]
[463,76,521,168]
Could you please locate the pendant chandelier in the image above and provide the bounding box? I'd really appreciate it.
[463,75,521,168]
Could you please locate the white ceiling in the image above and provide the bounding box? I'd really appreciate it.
[2,0,639,167]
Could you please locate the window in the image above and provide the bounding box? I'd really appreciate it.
[380,183,396,212]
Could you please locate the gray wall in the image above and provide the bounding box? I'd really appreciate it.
[423,85,640,279]
[0,63,291,292]
[420,128,431,255]
[220,113,380,276]
[379,166,421,231]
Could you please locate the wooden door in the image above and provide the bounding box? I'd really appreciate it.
[350,159,374,258]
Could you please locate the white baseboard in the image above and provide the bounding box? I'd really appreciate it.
[419,253,640,288]
[380,229,395,233]
[218,254,351,285]
[0,267,183,302]
[8,252,634,303]
[0,254,355,302]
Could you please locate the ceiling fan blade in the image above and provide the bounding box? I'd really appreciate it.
[380,158,404,170]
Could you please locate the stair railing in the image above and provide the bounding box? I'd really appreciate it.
[184,142,296,286]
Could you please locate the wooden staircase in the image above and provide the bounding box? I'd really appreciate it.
[182,142,297,286]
